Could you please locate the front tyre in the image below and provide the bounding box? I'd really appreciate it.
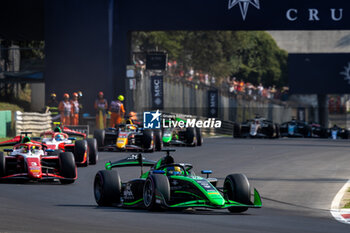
[143,174,170,211]
[143,130,155,152]
[59,152,76,184]
[154,130,163,151]
[87,138,98,165]
[0,152,6,177]
[185,127,197,146]
[94,129,105,149]
[195,127,203,146]
[94,170,121,206]
[224,174,251,213]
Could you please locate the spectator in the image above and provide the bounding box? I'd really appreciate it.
[257,83,263,96]
[109,95,125,128]
[70,92,81,126]
[94,91,108,129]
[58,93,72,125]
[47,93,60,121]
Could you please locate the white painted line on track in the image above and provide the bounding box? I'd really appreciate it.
[330,180,350,224]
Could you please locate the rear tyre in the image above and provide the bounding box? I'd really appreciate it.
[74,140,89,167]
[0,152,6,177]
[274,124,280,138]
[185,127,196,146]
[224,174,251,213]
[87,138,98,165]
[143,130,154,152]
[94,129,105,149]
[233,123,241,138]
[59,152,76,184]
[154,130,163,151]
[195,127,203,146]
[143,174,170,211]
[94,170,121,206]
[304,126,312,138]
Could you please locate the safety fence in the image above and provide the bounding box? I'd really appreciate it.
[132,74,316,124]
[15,111,52,136]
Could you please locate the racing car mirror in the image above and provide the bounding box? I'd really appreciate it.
[201,170,212,178]
[152,170,166,174]
[4,148,13,153]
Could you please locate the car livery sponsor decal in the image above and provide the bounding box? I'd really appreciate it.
[196,180,216,192]
[123,184,134,200]
[288,125,296,135]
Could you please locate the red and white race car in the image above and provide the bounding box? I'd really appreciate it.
[0,134,77,184]
[39,127,98,167]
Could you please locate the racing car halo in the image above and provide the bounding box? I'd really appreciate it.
[93,149,261,213]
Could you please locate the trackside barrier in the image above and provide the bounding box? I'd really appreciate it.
[0,111,12,137]
[15,111,52,136]
[215,120,234,136]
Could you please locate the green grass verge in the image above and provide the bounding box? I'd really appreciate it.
[0,102,24,112]
[0,137,13,151]
[343,188,350,208]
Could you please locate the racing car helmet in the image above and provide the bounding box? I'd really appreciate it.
[118,95,124,101]
[166,166,182,176]
[126,124,137,131]
[55,134,64,141]
[20,146,29,153]
[129,111,137,120]
[54,126,62,133]
[21,136,31,144]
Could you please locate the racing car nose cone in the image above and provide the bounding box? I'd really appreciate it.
[211,198,225,206]
[117,138,127,148]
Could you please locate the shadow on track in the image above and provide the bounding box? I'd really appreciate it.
[249,177,348,183]
[56,204,251,216]
[260,196,331,212]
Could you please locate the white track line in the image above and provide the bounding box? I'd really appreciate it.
[330,180,350,224]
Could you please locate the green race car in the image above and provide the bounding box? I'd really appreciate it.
[162,117,203,147]
[93,149,261,212]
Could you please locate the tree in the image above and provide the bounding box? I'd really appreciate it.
[132,31,288,87]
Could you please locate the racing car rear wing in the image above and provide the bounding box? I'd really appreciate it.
[0,132,32,147]
[0,137,21,147]
[105,154,156,170]
[62,127,87,139]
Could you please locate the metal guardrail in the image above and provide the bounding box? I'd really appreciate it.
[214,120,234,136]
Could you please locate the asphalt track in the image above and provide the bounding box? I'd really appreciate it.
[1,138,350,233]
